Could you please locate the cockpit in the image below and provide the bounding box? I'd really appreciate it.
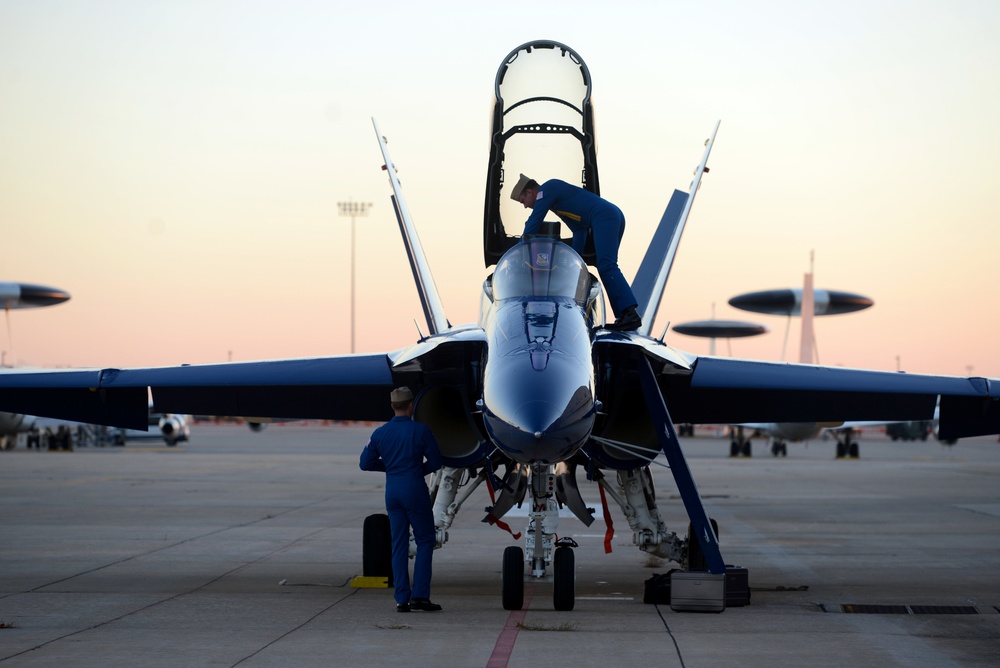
[494,239,590,302]
[480,239,605,327]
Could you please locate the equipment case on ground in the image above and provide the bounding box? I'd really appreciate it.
[723,566,750,607]
[644,566,750,608]
[669,571,726,613]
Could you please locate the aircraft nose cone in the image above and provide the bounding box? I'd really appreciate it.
[511,399,564,435]
[482,354,595,464]
[484,401,593,464]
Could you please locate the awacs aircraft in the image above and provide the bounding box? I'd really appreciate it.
[0,41,998,612]
[722,259,878,457]
[0,280,71,449]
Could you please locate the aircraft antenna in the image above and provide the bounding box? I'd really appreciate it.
[658,320,670,342]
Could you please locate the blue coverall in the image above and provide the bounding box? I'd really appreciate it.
[359,416,442,605]
[521,179,638,318]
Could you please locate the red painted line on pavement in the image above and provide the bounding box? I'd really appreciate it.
[486,583,535,668]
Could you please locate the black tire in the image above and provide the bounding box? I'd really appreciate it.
[848,442,859,458]
[741,440,752,457]
[835,441,847,458]
[502,546,524,610]
[363,513,393,585]
[553,546,575,611]
[729,441,740,457]
[685,518,719,571]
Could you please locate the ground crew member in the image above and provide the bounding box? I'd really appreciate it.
[359,387,443,612]
[511,173,641,331]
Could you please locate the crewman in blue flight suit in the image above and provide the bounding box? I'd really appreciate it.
[359,387,443,612]
[511,173,641,331]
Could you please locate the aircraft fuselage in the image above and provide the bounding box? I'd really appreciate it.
[480,239,599,464]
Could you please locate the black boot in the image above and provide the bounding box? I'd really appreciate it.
[606,306,641,331]
[410,598,442,611]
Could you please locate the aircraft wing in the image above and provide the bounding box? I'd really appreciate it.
[0,122,485,436]
[654,354,998,440]
[0,355,396,430]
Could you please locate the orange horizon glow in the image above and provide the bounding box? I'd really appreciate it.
[2,2,998,378]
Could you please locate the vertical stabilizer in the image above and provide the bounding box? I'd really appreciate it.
[799,252,815,364]
[372,119,449,335]
[632,121,720,337]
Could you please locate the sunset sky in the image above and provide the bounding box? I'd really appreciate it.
[2,1,998,377]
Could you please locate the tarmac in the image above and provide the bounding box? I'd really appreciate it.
[1,423,998,667]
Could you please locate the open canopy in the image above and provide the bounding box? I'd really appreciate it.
[483,40,600,268]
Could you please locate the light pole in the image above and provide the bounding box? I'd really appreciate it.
[336,201,372,353]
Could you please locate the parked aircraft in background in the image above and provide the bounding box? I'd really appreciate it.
[0,410,37,450]
[0,281,71,449]
[672,316,768,357]
[0,42,997,612]
[673,265,877,457]
[724,256,876,457]
[109,408,190,446]
[0,281,71,313]
[677,264,961,457]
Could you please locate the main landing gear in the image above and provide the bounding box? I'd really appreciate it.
[362,513,393,585]
[502,545,524,610]
[834,428,860,459]
[729,426,752,457]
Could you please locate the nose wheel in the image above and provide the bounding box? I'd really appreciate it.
[501,539,578,611]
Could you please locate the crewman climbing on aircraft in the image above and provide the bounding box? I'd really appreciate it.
[359,387,443,612]
[512,173,641,331]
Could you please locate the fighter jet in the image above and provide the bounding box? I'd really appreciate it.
[0,41,997,612]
